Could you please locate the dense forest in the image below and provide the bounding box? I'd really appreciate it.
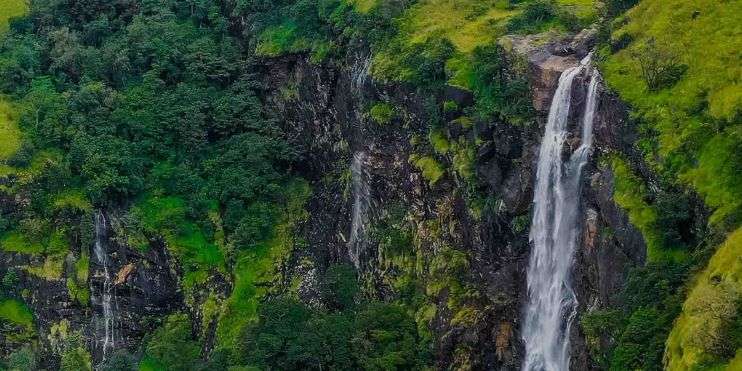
[0,0,739,370]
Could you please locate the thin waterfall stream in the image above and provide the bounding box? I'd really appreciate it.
[348,152,370,269]
[522,56,600,371]
[93,211,116,364]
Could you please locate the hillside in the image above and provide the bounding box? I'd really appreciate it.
[0,1,739,370]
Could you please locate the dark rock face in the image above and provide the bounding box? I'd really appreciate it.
[88,224,182,358]
[0,211,183,369]
[260,31,646,370]
[1,29,647,370]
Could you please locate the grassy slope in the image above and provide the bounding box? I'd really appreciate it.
[0,0,26,34]
[665,228,742,370]
[603,0,741,369]
[603,0,741,225]
[0,0,26,165]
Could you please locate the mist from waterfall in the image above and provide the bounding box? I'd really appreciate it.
[522,57,600,371]
[93,211,116,363]
[348,152,370,269]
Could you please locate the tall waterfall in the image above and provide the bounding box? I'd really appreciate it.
[522,57,600,371]
[348,152,370,269]
[93,211,116,363]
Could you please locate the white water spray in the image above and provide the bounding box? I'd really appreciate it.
[522,57,600,371]
[93,211,116,363]
[348,152,370,269]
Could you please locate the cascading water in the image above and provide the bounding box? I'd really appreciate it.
[348,152,370,269]
[93,211,116,363]
[522,57,600,371]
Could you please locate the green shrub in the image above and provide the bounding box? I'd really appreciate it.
[442,100,459,113]
[60,346,92,371]
[507,1,558,34]
[429,130,450,154]
[141,314,202,371]
[320,264,359,311]
[0,299,33,329]
[409,155,445,186]
[368,102,396,125]
[4,345,37,371]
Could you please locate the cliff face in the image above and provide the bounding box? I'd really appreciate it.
[1,30,648,370]
[258,31,648,369]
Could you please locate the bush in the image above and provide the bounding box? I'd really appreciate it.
[506,1,558,34]
[632,38,687,91]
[368,102,396,125]
[141,314,202,371]
[4,346,37,371]
[409,155,445,186]
[320,264,359,311]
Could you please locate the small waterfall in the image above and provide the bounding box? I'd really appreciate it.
[522,57,600,371]
[93,211,116,363]
[348,152,370,269]
[350,54,372,97]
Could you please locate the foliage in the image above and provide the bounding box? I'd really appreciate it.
[3,345,37,371]
[320,264,359,311]
[607,155,686,262]
[100,350,137,371]
[465,43,532,122]
[0,299,33,329]
[0,99,20,162]
[602,0,742,227]
[60,346,92,371]
[506,0,559,34]
[665,228,742,370]
[239,266,430,370]
[631,38,687,91]
[409,154,444,186]
[584,260,691,370]
[141,314,202,371]
[216,180,311,353]
[368,102,396,125]
[0,0,26,34]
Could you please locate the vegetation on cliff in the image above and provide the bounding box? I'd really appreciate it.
[0,0,739,370]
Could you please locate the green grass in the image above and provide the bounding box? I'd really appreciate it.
[24,253,66,281]
[0,0,26,34]
[67,252,90,306]
[216,180,311,352]
[134,195,225,287]
[556,0,596,22]
[429,129,450,154]
[0,98,21,162]
[1,231,44,254]
[602,0,742,226]
[607,155,686,262]
[347,0,379,14]
[52,189,92,213]
[665,227,742,370]
[0,298,33,329]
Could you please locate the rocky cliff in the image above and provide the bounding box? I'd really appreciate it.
[0,29,656,370]
[253,30,649,369]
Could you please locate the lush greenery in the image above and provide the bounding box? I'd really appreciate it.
[0,0,738,370]
[665,228,742,370]
[601,0,741,228]
[590,0,742,369]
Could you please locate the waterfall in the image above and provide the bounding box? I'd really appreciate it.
[93,211,116,363]
[522,57,600,371]
[348,152,370,269]
[350,54,371,97]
